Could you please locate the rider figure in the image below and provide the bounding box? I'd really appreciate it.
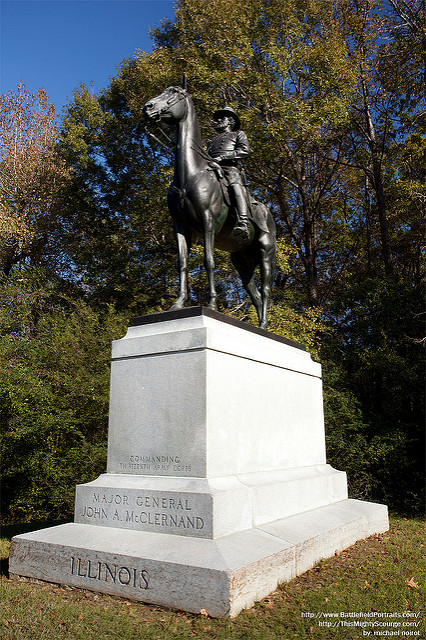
[208,107,251,240]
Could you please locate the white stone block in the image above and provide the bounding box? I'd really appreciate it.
[74,465,348,539]
[74,473,254,539]
[107,308,326,477]
[239,464,348,525]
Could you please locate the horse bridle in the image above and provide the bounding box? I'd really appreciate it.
[148,86,188,121]
[144,87,224,169]
[143,86,189,153]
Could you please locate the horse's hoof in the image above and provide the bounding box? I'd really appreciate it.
[170,300,186,311]
[207,301,218,312]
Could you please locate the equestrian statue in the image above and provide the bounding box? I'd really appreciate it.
[142,77,276,329]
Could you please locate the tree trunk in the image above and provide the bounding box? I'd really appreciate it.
[360,72,394,276]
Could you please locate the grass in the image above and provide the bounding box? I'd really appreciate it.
[1,516,425,640]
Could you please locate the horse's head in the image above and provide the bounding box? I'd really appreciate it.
[143,86,188,125]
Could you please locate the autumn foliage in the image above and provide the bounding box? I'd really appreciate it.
[0,84,68,277]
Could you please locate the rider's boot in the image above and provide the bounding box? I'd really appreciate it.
[232,185,251,240]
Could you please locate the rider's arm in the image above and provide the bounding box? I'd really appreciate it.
[216,131,250,162]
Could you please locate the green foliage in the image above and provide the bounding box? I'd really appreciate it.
[324,276,425,514]
[0,268,129,522]
[58,82,178,310]
[322,363,373,499]
[265,304,324,359]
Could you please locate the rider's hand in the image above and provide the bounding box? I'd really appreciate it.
[209,160,223,178]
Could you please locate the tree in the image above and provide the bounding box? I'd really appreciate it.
[324,275,425,513]
[380,0,426,285]
[0,267,129,522]
[0,84,69,277]
[53,0,424,515]
[341,0,395,274]
[336,0,425,281]
[58,82,179,311]
[144,0,359,305]
[57,0,360,308]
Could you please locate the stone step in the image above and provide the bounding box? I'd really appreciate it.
[9,498,388,618]
[74,465,348,539]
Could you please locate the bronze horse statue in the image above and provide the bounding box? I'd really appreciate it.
[143,82,276,329]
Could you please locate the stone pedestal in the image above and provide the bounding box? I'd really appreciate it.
[9,307,388,617]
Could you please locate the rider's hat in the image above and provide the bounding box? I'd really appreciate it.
[213,106,241,130]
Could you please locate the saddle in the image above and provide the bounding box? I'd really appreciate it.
[168,166,271,235]
[209,165,270,234]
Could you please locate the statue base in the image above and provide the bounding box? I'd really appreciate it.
[9,308,388,617]
[10,499,387,617]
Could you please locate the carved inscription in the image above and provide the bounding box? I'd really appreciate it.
[77,490,209,534]
[71,557,149,589]
[124,511,204,529]
[118,455,191,474]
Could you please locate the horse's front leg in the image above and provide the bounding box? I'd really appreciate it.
[203,221,218,311]
[170,221,191,310]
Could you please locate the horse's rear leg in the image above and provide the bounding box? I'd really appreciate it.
[171,222,191,310]
[231,251,262,322]
[204,225,218,311]
[258,231,276,329]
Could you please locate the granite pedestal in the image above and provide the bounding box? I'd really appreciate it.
[9,307,388,617]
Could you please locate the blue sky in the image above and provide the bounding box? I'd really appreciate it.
[1,0,176,115]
